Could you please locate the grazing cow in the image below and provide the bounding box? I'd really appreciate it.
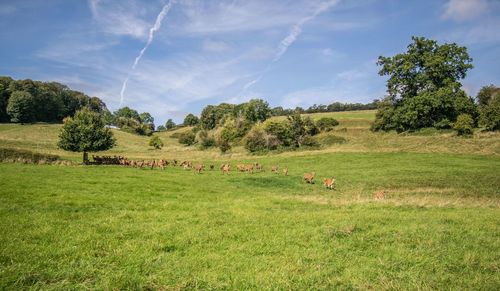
[236,164,246,172]
[136,160,145,168]
[271,165,279,173]
[323,178,335,189]
[245,164,254,173]
[283,167,288,176]
[158,159,168,170]
[303,172,315,184]
[221,164,230,174]
[373,190,386,200]
[193,164,204,174]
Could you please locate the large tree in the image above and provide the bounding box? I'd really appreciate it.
[58,108,116,163]
[6,91,35,123]
[372,37,477,132]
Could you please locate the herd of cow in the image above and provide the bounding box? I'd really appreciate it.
[91,155,337,189]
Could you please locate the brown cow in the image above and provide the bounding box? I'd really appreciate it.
[245,164,254,173]
[303,172,315,184]
[236,164,246,172]
[221,164,230,174]
[193,164,204,174]
[271,165,279,173]
[323,178,335,189]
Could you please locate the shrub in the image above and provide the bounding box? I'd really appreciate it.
[316,117,339,131]
[301,135,320,148]
[303,116,320,136]
[149,135,163,149]
[453,114,474,136]
[244,127,269,152]
[178,131,196,145]
[433,118,452,129]
[196,130,216,149]
[264,120,292,146]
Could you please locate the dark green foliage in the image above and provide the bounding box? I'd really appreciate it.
[165,119,176,130]
[113,107,154,136]
[264,120,293,147]
[0,147,59,163]
[148,135,163,149]
[6,91,35,123]
[373,37,477,132]
[316,117,339,131]
[178,131,196,146]
[114,107,141,121]
[433,118,452,129]
[479,91,500,131]
[453,114,474,136]
[243,99,271,123]
[287,113,307,147]
[58,108,115,162]
[200,105,218,130]
[183,113,199,126]
[0,76,108,123]
[156,125,166,131]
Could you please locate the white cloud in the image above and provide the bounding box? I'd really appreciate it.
[202,39,230,52]
[88,0,154,39]
[442,0,489,22]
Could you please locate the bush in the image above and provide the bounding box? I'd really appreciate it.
[264,120,292,147]
[196,130,216,149]
[301,135,320,148]
[149,135,163,149]
[244,127,269,152]
[178,131,196,145]
[433,118,452,129]
[453,114,474,136]
[316,117,339,131]
[303,116,320,136]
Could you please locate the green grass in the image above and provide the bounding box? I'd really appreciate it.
[1,110,499,289]
[1,152,499,289]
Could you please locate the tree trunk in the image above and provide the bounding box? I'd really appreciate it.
[82,151,89,165]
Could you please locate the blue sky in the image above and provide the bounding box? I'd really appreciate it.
[1,0,499,125]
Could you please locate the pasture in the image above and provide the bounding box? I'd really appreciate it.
[0,110,499,289]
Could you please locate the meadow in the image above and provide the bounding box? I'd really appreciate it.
[0,110,499,289]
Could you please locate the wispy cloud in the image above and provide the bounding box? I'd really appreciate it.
[240,0,339,93]
[442,0,489,22]
[120,0,175,107]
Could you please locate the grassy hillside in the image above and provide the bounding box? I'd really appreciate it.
[0,110,499,289]
[0,110,498,161]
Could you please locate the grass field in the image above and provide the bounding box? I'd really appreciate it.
[1,110,499,289]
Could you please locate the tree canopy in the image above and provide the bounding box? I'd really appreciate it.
[58,108,115,163]
[372,37,477,132]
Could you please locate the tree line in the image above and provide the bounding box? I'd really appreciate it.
[0,76,108,123]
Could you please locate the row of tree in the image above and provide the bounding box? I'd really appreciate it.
[0,77,108,123]
[271,101,378,116]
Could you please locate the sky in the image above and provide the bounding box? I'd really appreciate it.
[1,0,499,125]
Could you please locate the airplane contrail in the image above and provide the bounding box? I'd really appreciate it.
[119,0,175,107]
[240,0,339,95]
